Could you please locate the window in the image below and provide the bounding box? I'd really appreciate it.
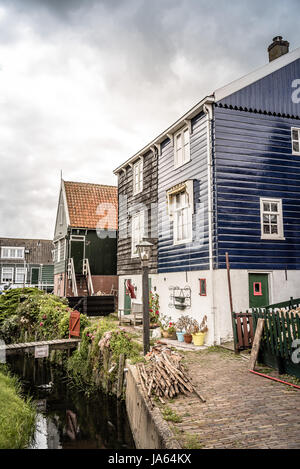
[1,267,13,283]
[15,267,26,284]
[1,247,24,259]
[253,282,262,296]
[199,279,207,296]
[260,198,284,240]
[57,240,61,262]
[133,159,143,195]
[291,128,300,155]
[131,211,145,257]
[167,180,194,245]
[174,127,190,168]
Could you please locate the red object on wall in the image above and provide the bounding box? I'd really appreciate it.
[126,279,136,299]
[253,282,262,296]
[69,310,80,338]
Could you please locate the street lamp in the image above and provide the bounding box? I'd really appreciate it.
[136,239,153,355]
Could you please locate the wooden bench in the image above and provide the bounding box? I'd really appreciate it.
[118,302,143,327]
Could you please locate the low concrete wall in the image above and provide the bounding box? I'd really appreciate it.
[125,364,181,449]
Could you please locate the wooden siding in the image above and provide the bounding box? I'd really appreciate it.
[54,187,68,241]
[158,112,210,273]
[214,106,300,270]
[0,238,53,264]
[218,58,300,117]
[117,149,158,276]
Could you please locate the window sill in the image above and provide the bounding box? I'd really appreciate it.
[174,158,191,170]
[260,236,286,241]
[173,238,193,246]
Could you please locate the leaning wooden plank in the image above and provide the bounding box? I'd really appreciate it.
[249,318,265,371]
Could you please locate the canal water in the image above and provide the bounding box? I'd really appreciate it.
[7,355,135,449]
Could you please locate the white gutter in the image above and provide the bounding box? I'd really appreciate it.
[113,95,215,174]
[203,102,219,345]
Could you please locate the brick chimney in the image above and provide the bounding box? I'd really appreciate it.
[268,36,289,62]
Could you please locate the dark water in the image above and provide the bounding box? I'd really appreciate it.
[7,356,135,449]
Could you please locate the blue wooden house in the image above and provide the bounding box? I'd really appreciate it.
[114,37,300,345]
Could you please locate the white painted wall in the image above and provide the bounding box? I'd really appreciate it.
[118,269,300,346]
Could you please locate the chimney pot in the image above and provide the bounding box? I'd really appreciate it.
[268,36,289,62]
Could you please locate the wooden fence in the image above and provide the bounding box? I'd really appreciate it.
[232,297,300,378]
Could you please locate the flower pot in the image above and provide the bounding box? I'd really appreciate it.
[162,330,169,338]
[175,304,186,310]
[176,331,185,342]
[174,296,185,304]
[183,333,193,344]
[192,332,206,346]
[168,331,177,340]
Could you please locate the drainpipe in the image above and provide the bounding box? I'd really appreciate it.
[203,102,218,345]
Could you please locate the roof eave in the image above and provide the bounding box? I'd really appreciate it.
[113,95,215,174]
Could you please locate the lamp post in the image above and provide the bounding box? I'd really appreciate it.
[136,239,153,356]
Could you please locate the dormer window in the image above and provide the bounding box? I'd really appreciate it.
[133,158,143,195]
[1,247,24,259]
[291,128,300,155]
[174,126,190,168]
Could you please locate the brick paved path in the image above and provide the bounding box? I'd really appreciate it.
[164,348,300,449]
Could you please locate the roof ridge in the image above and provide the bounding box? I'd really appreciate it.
[64,180,117,188]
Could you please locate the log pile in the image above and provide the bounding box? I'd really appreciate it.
[136,344,205,407]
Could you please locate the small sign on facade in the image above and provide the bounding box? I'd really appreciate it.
[35,344,49,359]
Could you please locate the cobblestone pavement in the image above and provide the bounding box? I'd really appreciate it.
[161,348,300,449]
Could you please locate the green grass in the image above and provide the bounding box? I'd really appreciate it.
[182,433,204,449]
[0,368,36,449]
[162,406,182,423]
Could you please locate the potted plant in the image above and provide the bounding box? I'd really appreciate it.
[191,315,208,346]
[175,315,188,342]
[159,314,176,339]
[175,315,195,343]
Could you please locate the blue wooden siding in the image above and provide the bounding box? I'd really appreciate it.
[218,58,300,117]
[158,112,210,273]
[215,106,300,270]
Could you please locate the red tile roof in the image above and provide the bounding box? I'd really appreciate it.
[64,181,118,230]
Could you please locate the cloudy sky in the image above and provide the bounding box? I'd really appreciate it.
[0,0,299,239]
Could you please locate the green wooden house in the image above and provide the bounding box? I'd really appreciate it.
[53,180,118,298]
[0,237,54,292]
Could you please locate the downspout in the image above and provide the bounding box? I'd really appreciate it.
[203,102,218,345]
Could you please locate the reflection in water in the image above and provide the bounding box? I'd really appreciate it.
[7,355,135,449]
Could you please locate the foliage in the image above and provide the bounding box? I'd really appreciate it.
[175,315,208,334]
[149,291,160,324]
[67,315,143,394]
[0,288,44,325]
[0,366,36,449]
[0,289,91,344]
[162,406,182,423]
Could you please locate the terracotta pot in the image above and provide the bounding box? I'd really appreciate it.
[184,333,193,344]
[162,330,169,338]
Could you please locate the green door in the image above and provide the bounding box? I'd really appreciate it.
[248,273,269,308]
[70,241,84,274]
[124,279,132,313]
[31,267,40,285]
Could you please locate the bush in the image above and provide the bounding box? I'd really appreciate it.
[0,288,44,325]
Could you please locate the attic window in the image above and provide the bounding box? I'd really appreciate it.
[174,126,190,168]
[1,247,24,259]
[291,128,300,155]
[133,158,143,195]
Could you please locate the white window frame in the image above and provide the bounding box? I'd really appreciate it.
[291,127,300,156]
[174,126,190,168]
[15,267,26,284]
[167,181,194,246]
[132,158,143,195]
[57,240,61,263]
[131,211,145,258]
[1,267,14,283]
[1,247,24,259]
[260,198,285,240]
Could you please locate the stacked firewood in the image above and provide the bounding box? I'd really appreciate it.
[136,344,205,407]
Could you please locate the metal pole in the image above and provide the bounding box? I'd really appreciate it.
[142,263,150,355]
